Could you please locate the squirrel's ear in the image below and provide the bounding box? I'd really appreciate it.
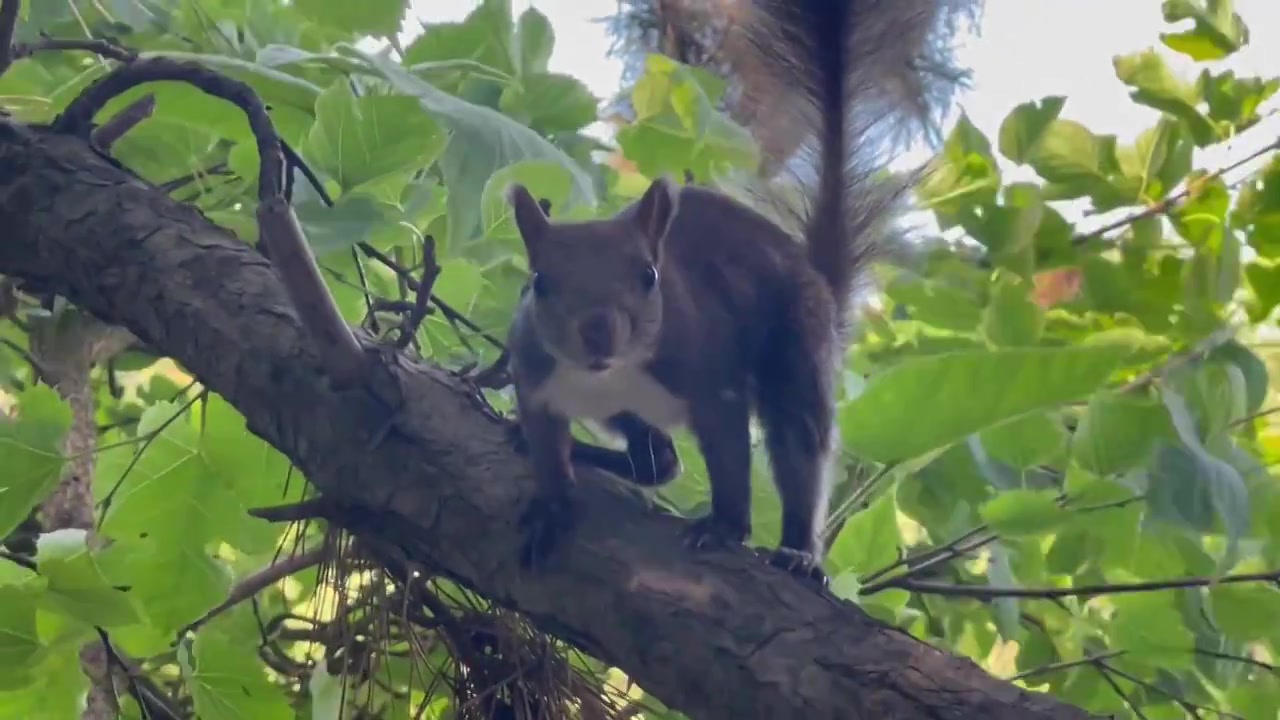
[633,176,679,256]
[507,184,549,256]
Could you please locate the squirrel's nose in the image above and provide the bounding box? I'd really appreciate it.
[578,312,615,358]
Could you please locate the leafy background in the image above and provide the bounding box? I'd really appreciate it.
[1,0,1279,718]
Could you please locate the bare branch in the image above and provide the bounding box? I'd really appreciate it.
[871,569,1280,599]
[91,93,155,149]
[1073,135,1280,247]
[180,546,328,637]
[13,36,137,64]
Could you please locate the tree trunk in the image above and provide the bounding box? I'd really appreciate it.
[29,311,134,719]
[0,121,1099,720]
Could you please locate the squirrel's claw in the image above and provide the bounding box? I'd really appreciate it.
[682,513,750,551]
[518,491,579,571]
[768,547,829,588]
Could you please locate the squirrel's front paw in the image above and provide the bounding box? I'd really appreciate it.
[768,547,829,588]
[682,512,750,551]
[518,491,579,571]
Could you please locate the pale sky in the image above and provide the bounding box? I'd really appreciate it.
[405,0,1280,231]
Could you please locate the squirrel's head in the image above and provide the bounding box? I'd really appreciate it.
[507,177,679,373]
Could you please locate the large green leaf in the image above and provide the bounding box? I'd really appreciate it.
[1160,0,1249,61]
[0,386,71,541]
[35,529,140,628]
[304,80,449,193]
[842,344,1134,464]
[353,48,596,247]
[1113,50,1218,146]
[292,0,408,36]
[180,630,293,720]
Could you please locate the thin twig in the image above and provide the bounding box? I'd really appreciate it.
[357,241,506,351]
[1073,136,1280,247]
[52,57,283,200]
[91,93,155,149]
[1009,650,1126,682]
[1193,647,1278,674]
[1118,325,1238,394]
[13,37,137,64]
[178,547,327,637]
[157,163,231,194]
[95,627,184,720]
[96,387,207,530]
[860,524,996,591]
[1097,658,1241,719]
[869,568,1280,599]
[395,236,441,349]
[1093,662,1151,720]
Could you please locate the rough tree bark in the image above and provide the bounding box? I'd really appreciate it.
[0,122,1100,720]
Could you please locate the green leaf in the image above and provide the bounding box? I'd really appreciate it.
[1115,117,1193,201]
[918,114,1001,219]
[842,344,1133,464]
[979,489,1067,537]
[403,0,518,82]
[826,494,901,578]
[304,81,449,193]
[1208,340,1269,415]
[309,664,345,720]
[35,529,140,628]
[478,159,576,257]
[616,55,759,182]
[981,273,1044,347]
[1113,50,1218,146]
[1025,119,1104,185]
[998,96,1065,164]
[1160,0,1250,61]
[978,412,1068,469]
[1171,174,1230,249]
[0,385,71,540]
[180,630,293,720]
[111,540,232,636]
[1072,391,1172,475]
[296,195,399,256]
[1209,584,1280,643]
[515,8,555,75]
[500,72,598,135]
[1110,593,1195,667]
[292,0,408,36]
[884,271,984,331]
[139,51,325,114]
[0,586,40,674]
[99,401,239,548]
[0,635,85,715]
[199,394,298,556]
[1153,387,1249,562]
[355,49,595,246]
[1203,69,1280,132]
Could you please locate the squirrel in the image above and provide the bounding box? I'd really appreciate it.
[503,0,975,584]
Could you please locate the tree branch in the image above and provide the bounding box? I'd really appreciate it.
[0,121,1098,720]
[871,569,1280,600]
[179,546,327,637]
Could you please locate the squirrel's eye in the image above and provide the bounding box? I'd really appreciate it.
[641,264,658,291]
[531,272,550,297]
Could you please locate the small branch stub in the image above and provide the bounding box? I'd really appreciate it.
[256,197,366,387]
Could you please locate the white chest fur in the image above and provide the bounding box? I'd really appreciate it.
[532,363,689,429]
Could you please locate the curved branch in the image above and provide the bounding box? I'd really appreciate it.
[0,121,1097,720]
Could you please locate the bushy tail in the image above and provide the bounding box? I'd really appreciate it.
[736,0,979,319]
